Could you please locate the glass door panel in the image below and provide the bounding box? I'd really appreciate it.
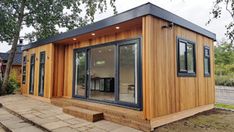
[119,43,138,104]
[89,45,115,101]
[74,50,87,97]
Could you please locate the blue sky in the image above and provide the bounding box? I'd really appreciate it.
[0,0,230,52]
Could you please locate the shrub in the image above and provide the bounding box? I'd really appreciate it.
[5,70,19,94]
[7,78,19,94]
[215,76,234,87]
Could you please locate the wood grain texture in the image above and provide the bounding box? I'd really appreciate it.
[21,43,54,98]
[142,16,215,119]
[53,45,65,97]
[62,21,142,98]
[21,16,215,127]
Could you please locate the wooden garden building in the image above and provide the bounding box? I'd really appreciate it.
[21,3,216,131]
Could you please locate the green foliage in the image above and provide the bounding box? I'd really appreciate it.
[215,103,234,110]
[215,41,234,86]
[7,78,19,94]
[0,0,117,43]
[215,76,234,86]
[209,0,234,42]
[215,42,234,65]
[0,73,19,95]
[7,71,19,94]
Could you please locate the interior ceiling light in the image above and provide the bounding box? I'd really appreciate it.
[115,26,120,29]
[91,33,95,36]
[73,38,77,41]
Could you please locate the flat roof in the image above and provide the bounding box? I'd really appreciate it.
[22,2,216,50]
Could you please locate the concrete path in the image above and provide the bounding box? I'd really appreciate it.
[0,107,43,132]
[216,86,234,105]
[0,95,141,132]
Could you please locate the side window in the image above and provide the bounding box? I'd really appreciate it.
[177,38,196,76]
[204,46,211,76]
[22,56,27,84]
[38,52,45,96]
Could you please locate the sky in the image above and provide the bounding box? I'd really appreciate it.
[0,0,231,52]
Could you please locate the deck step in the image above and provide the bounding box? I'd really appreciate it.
[63,106,104,122]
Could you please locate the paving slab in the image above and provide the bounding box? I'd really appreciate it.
[12,126,44,132]
[42,121,70,130]
[0,95,142,132]
[0,108,44,132]
[52,127,77,132]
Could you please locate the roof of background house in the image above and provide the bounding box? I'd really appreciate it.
[0,45,22,65]
[7,45,23,53]
[22,2,216,51]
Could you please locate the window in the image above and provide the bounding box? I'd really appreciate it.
[204,46,211,76]
[38,52,45,96]
[29,54,35,94]
[177,38,196,76]
[22,56,27,84]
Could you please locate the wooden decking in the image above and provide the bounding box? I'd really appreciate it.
[51,98,151,131]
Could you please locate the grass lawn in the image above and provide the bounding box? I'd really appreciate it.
[215,103,234,110]
[155,109,234,132]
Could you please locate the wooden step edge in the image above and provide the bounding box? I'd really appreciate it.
[63,106,104,122]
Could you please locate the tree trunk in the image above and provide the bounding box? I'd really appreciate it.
[0,0,26,95]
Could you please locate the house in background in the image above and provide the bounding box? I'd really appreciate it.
[20,3,216,131]
[0,45,23,84]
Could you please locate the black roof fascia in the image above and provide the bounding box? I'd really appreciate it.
[22,3,216,51]
[148,4,216,40]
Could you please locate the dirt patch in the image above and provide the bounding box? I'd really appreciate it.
[155,109,234,132]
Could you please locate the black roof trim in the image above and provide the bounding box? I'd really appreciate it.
[22,2,216,50]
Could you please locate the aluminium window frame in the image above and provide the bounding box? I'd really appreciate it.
[38,51,46,97]
[29,54,35,94]
[72,37,142,110]
[22,56,27,84]
[177,37,196,77]
[204,46,211,77]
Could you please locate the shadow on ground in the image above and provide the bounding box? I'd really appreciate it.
[155,109,234,132]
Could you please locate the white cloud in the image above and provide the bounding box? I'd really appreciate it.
[0,0,230,52]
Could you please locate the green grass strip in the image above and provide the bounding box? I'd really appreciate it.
[215,103,234,110]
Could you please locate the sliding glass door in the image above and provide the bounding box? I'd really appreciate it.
[73,38,141,108]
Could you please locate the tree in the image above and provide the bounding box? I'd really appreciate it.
[208,0,234,42]
[0,0,117,95]
[215,41,234,65]
[215,41,234,76]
